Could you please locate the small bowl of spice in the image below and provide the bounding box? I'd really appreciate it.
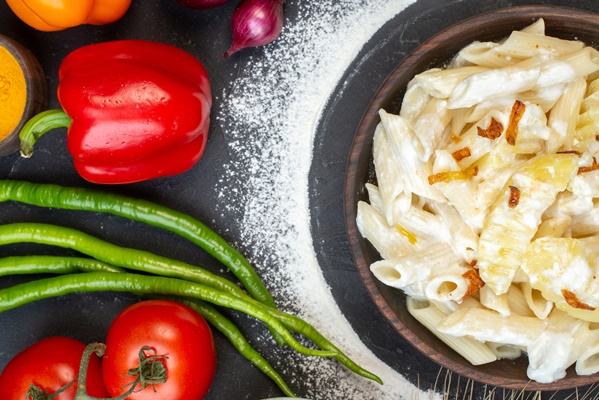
[0,34,48,157]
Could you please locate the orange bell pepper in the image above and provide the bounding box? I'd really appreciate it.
[6,0,132,32]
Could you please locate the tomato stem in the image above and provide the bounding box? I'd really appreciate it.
[73,343,113,400]
[123,346,168,393]
[73,343,169,400]
[26,378,76,400]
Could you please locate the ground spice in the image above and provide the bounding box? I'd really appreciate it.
[0,45,26,140]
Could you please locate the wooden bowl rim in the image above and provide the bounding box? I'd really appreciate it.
[0,34,48,157]
[344,4,599,391]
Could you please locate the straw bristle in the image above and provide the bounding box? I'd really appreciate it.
[415,368,599,400]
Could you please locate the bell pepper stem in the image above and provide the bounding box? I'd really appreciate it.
[19,109,72,158]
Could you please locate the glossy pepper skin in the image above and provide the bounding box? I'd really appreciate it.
[6,0,132,32]
[57,40,211,184]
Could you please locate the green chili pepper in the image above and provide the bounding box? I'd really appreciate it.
[0,179,275,308]
[173,297,297,397]
[0,255,124,275]
[0,220,288,348]
[266,304,382,384]
[0,271,335,359]
[0,225,382,384]
[0,256,297,396]
[0,222,252,301]
[2,255,381,386]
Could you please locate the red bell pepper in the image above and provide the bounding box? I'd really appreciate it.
[19,40,211,184]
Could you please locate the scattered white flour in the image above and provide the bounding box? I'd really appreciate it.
[215,1,439,399]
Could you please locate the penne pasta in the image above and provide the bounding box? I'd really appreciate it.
[424,265,472,303]
[575,324,599,375]
[356,22,599,383]
[547,78,587,153]
[533,215,572,239]
[425,201,478,261]
[558,47,599,78]
[369,242,459,289]
[458,41,515,68]
[527,310,597,382]
[520,282,553,320]
[493,30,584,59]
[478,154,578,295]
[479,284,510,316]
[379,110,444,201]
[521,237,599,321]
[431,150,484,231]
[393,203,443,244]
[414,66,489,99]
[456,19,548,68]
[372,124,408,225]
[486,342,522,360]
[506,284,536,317]
[437,307,547,346]
[400,79,432,122]
[407,298,497,365]
[447,60,541,109]
[520,18,545,35]
[570,205,599,238]
[356,201,417,259]
[364,183,384,213]
[580,234,599,254]
[413,98,452,161]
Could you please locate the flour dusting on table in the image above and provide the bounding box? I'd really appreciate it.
[215,1,433,399]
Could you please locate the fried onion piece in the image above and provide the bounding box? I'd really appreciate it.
[477,117,504,140]
[508,186,520,208]
[562,289,596,311]
[452,147,471,162]
[428,165,479,185]
[505,100,526,146]
[557,150,583,156]
[578,156,599,174]
[462,268,485,298]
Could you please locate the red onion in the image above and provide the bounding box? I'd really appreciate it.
[224,0,285,58]
[175,0,229,9]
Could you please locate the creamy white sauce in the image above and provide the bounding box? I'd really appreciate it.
[535,61,577,88]
[527,331,573,383]
[448,65,540,109]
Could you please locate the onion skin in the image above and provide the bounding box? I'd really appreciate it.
[224,0,285,58]
[175,0,229,9]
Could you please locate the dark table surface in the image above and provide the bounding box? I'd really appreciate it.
[1,1,599,399]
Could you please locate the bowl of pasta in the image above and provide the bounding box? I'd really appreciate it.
[345,5,599,390]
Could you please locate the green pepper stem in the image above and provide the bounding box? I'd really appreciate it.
[19,109,72,158]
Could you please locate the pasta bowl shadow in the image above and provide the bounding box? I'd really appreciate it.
[344,5,599,391]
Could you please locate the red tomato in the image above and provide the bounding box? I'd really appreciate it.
[102,300,216,399]
[0,336,109,400]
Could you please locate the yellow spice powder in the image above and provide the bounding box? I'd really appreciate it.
[0,46,26,140]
